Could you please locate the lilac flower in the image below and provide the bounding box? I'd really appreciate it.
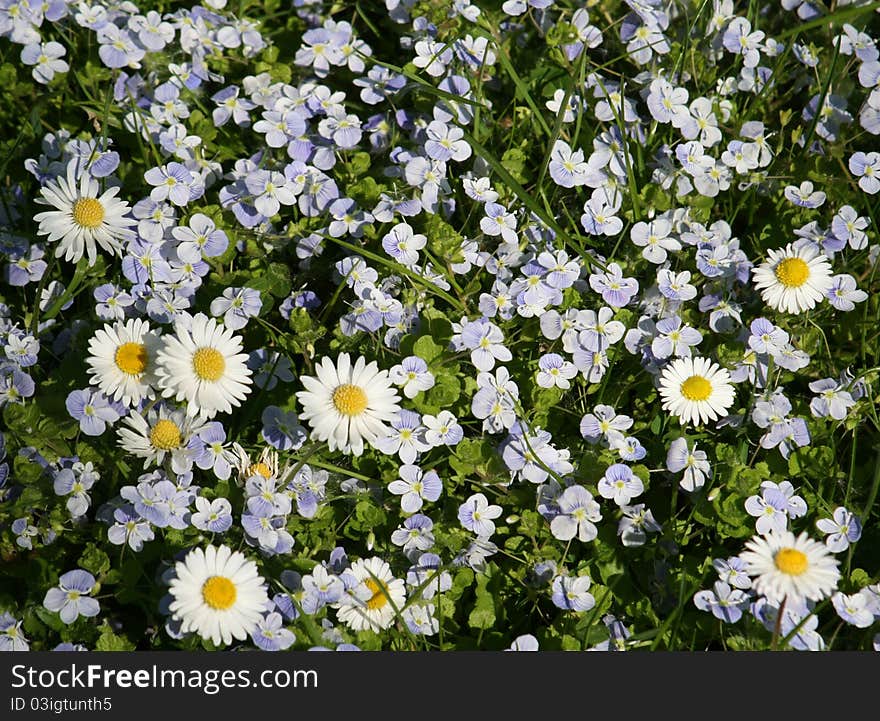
[586,614,632,652]
[832,592,875,628]
[0,613,29,651]
[6,244,47,287]
[722,17,764,68]
[12,518,38,549]
[261,406,307,451]
[552,575,596,612]
[254,110,307,148]
[646,77,689,124]
[598,464,644,506]
[319,111,363,150]
[589,263,639,307]
[536,353,578,389]
[809,378,856,420]
[374,410,431,463]
[650,316,702,359]
[0,369,36,408]
[618,503,661,547]
[782,0,821,20]
[657,269,697,301]
[577,307,625,352]
[65,389,121,436]
[43,570,100,624]
[144,162,203,206]
[831,205,869,250]
[107,505,155,551]
[581,189,623,236]
[549,485,601,542]
[53,465,97,517]
[460,318,512,371]
[631,219,681,264]
[549,139,590,188]
[4,331,39,367]
[252,613,296,651]
[96,25,145,69]
[826,274,868,311]
[191,497,233,533]
[666,437,711,492]
[479,203,518,243]
[502,0,554,15]
[745,481,807,534]
[93,283,133,321]
[458,493,502,537]
[615,436,646,462]
[816,507,862,552]
[848,151,880,194]
[784,181,826,208]
[245,170,297,217]
[693,581,750,623]
[752,392,811,458]
[748,317,788,356]
[404,156,447,212]
[423,411,463,447]
[210,287,262,331]
[382,223,427,267]
[713,557,752,590]
[301,565,345,614]
[412,39,453,77]
[424,120,471,162]
[579,405,633,446]
[20,41,69,84]
[388,464,442,513]
[391,513,435,556]
[402,604,439,636]
[211,86,255,127]
[500,426,563,484]
[129,10,174,51]
[354,66,406,105]
[294,28,344,77]
[171,213,229,261]
[120,480,170,528]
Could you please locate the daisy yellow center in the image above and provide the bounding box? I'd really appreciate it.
[774,548,808,576]
[114,342,148,375]
[149,419,182,450]
[202,576,237,610]
[192,347,226,381]
[774,257,810,288]
[364,578,389,610]
[71,197,105,229]
[681,375,712,401]
[248,462,272,479]
[332,384,368,416]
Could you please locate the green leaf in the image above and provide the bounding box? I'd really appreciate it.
[78,543,111,577]
[468,575,496,630]
[264,262,292,298]
[95,620,136,651]
[412,335,444,364]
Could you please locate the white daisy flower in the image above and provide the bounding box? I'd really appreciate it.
[168,544,269,647]
[155,313,253,420]
[752,242,833,314]
[335,556,406,633]
[230,443,281,483]
[117,406,206,474]
[740,530,841,605]
[33,160,136,266]
[658,356,736,426]
[295,353,401,456]
[86,318,161,407]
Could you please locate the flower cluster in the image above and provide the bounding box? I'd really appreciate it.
[0,0,878,654]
